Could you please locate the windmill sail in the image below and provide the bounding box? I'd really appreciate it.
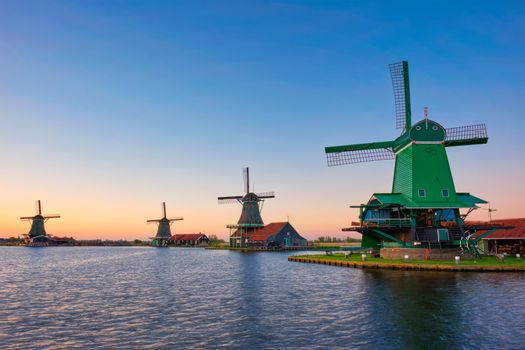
[218,196,243,204]
[445,124,488,147]
[161,202,167,218]
[389,61,412,131]
[325,141,395,166]
[256,192,275,199]
[36,200,42,216]
[243,167,249,194]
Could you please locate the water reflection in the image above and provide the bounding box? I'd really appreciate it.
[0,247,524,349]
[233,252,267,347]
[361,271,463,348]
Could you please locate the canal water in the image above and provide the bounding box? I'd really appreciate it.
[0,247,524,349]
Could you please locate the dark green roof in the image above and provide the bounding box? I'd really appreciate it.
[456,193,488,206]
[370,192,486,209]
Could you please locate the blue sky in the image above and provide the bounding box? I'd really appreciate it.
[0,0,524,239]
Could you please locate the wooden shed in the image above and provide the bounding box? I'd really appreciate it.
[169,233,209,247]
[479,218,525,255]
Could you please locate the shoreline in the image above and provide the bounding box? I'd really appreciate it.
[288,255,525,272]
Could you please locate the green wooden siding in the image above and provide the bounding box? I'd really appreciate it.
[411,144,457,204]
[392,146,412,196]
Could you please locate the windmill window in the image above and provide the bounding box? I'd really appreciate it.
[433,126,438,130]
[418,189,426,197]
[416,126,422,130]
[442,189,449,197]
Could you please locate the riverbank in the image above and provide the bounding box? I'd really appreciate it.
[205,246,307,252]
[289,254,525,272]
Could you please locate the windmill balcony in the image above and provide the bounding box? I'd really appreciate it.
[361,218,412,228]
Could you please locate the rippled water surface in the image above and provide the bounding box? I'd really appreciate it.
[1,247,524,349]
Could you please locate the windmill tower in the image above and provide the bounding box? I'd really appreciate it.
[147,202,183,247]
[20,200,61,246]
[218,167,275,247]
[325,61,495,251]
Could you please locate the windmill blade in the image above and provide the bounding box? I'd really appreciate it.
[243,167,249,193]
[167,216,184,221]
[147,219,161,223]
[218,195,243,200]
[326,149,395,166]
[20,216,35,220]
[325,141,395,166]
[444,124,488,147]
[218,197,242,204]
[161,202,167,218]
[389,61,412,131]
[256,192,275,199]
[43,214,61,219]
[36,200,42,216]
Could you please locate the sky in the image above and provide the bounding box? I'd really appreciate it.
[0,0,524,240]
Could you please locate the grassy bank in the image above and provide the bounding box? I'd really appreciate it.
[289,254,525,271]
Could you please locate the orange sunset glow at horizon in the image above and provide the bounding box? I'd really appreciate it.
[0,161,522,241]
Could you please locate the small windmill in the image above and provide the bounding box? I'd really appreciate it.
[480,202,497,222]
[20,200,60,245]
[218,167,275,247]
[147,202,183,247]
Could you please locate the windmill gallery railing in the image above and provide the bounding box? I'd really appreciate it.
[360,218,412,228]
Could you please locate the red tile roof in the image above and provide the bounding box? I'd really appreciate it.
[170,234,207,241]
[248,222,287,241]
[481,218,525,239]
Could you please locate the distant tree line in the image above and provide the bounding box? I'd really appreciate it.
[75,239,147,246]
[0,236,24,245]
[1,235,229,247]
[208,234,227,247]
[314,236,361,243]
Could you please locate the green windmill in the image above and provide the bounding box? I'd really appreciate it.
[148,202,183,247]
[325,61,505,253]
[20,200,61,246]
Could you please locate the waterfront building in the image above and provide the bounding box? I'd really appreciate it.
[476,218,525,255]
[240,222,307,249]
[169,233,210,246]
[324,61,512,258]
[49,236,76,246]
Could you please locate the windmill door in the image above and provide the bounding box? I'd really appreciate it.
[437,229,449,242]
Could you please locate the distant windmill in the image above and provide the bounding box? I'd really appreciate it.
[20,200,60,245]
[218,167,275,247]
[147,202,183,247]
[480,202,497,222]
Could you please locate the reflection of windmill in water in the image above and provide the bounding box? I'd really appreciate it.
[147,202,183,247]
[20,200,61,247]
[218,167,275,248]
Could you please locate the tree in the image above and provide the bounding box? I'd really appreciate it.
[208,234,226,246]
